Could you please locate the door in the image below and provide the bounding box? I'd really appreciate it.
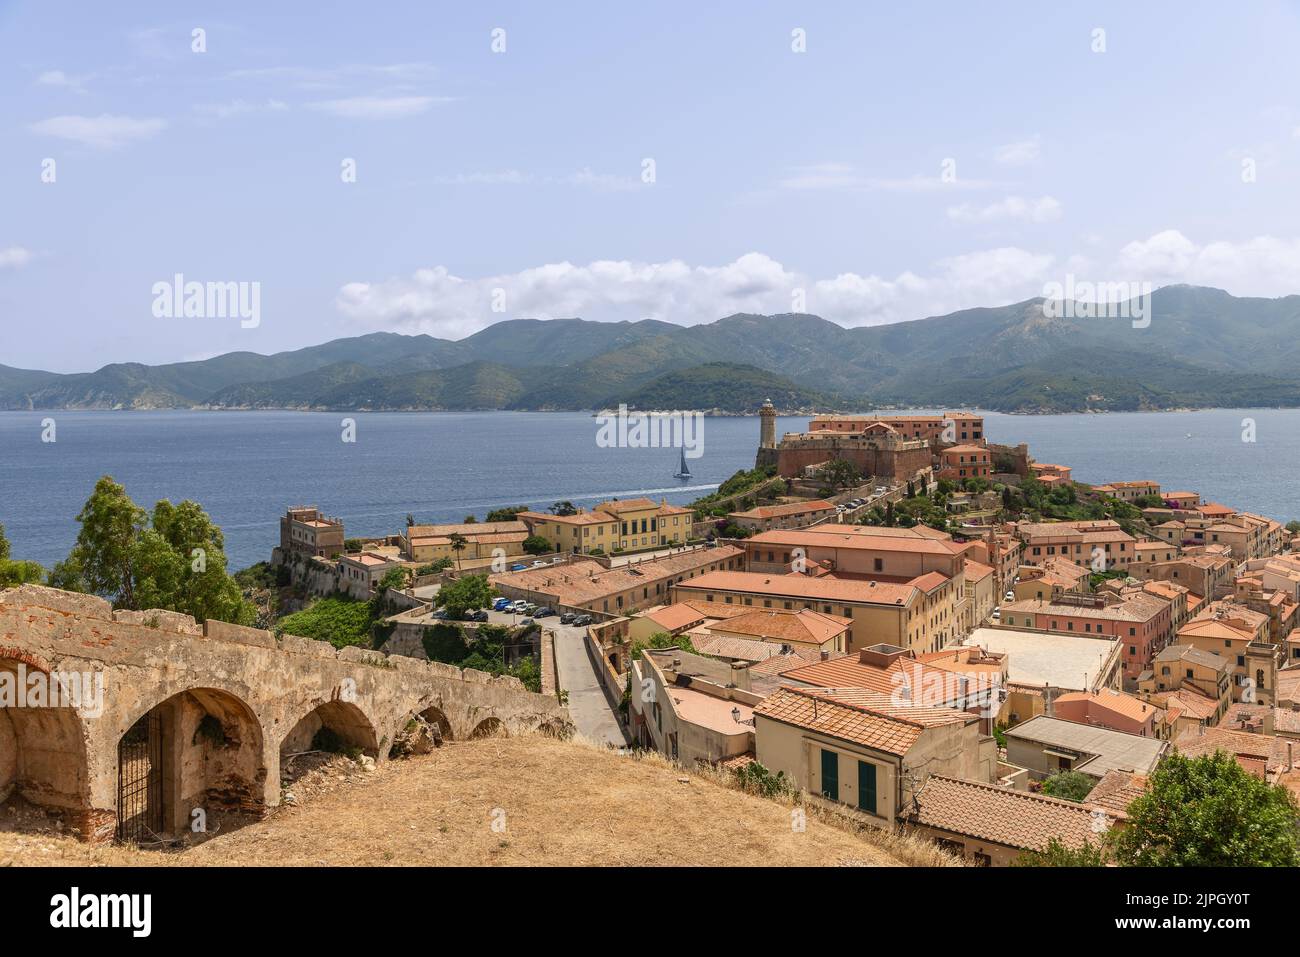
[116,711,164,843]
[858,761,877,814]
[820,748,839,799]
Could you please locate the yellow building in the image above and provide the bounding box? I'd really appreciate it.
[518,497,694,555]
[399,521,528,564]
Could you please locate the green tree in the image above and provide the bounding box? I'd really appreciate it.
[522,535,552,555]
[1112,750,1300,866]
[1040,770,1096,802]
[823,457,860,489]
[438,574,496,618]
[448,532,469,570]
[69,476,147,607]
[485,505,527,523]
[549,501,578,516]
[0,524,45,588]
[59,476,253,624]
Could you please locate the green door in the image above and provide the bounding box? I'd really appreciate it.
[820,749,838,799]
[858,761,877,814]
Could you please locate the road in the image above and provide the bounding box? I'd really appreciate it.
[548,620,630,748]
[410,595,629,747]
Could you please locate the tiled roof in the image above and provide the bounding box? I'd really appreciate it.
[675,571,918,607]
[709,608,850,646]
[1085,770,1148,819]
[1055,689,1160,723]
[910,775,1114,851]
[1174,727,1292,775]
[754,687,971,756]
[406,521,527,537]
[745,527,959,556]
[729,499,835,520]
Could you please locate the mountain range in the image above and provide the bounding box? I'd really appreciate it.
[6,285,1300,414]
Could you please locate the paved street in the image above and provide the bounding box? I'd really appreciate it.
[548,620,630,748]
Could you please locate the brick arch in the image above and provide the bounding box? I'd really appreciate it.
[113,685,268,839]
[0,655,93,819]
[389,693,457,748]
[279,694,382,759]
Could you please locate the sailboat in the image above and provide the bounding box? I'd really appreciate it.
[674,446,692,479]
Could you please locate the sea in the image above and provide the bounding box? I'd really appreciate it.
[0,408,1293,571]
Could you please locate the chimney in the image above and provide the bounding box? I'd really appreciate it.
[858,643,908,668]
[820,649,830,661]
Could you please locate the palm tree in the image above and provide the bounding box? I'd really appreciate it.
[448,532,468,570]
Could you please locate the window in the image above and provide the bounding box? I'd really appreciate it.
[874,558,884,572]
[857,761,877,814]
[820,749,839,799]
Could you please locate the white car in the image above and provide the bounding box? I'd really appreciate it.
[991,609,1001,619]
[1004,590,1014,601]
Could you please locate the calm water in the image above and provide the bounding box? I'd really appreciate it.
[0,409,1294,570]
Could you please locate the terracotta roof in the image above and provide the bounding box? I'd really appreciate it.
[406,521,527,537]
[490,546,742,607]
[910,775,1115,851]
[675,570,918,607]
[745,527,959,556]
[963,560,994,582]
[754,687,971,756]
[1174,727,1293,776]
[708,608,850,646]
[1055,689,1160,723]
[729,500,835,520]
[781,653,973,705]
[641,603,711,633]
[1085,770,1148,819]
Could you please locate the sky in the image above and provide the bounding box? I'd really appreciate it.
[5,0,1300,372]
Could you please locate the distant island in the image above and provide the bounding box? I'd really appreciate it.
[6,284,1300,414]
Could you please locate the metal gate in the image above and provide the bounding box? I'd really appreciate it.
[116,711,164,843]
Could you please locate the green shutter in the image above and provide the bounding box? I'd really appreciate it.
[858,761,877,814]
[820,749,839,799]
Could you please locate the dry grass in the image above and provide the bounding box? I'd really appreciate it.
[0,733,932,867]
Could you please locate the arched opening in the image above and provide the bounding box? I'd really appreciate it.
[0,656,92,831]
[538,720,568,739]
[388,705,454,758]
[115,686,266,844]
[281,699,379,761]
[470,716,507,740]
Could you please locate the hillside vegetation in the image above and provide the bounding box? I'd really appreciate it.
[7,285,1300,413]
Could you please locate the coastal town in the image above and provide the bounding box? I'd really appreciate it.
[252,405,1300,866]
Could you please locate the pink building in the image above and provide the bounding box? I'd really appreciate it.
[1052,689,1163,737]
[939,444,991,482]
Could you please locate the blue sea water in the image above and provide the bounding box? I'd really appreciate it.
[0,408,1294,570]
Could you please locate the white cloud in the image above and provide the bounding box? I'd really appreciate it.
[194,99,289,119]
[0,247,32,269]
[336,249,1056,338]
[36,70,90,93]
[947,195,1062,224]
[779,163,998,192]
[29,113,165,149]
[1116,229,1300,294]
[306,95,447,118]
[993,136,1041,165]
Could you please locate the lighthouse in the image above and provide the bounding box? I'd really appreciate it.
[759,397,777,449]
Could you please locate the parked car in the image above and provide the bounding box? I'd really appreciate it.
[534,606,556,618]
[572,614,592,626]
[467,609,489,622]
[509,600,528,613]
[510,563,527,572]
[1004,590,1014,601]
[492,597,512,611]
[519,618,535,627]
[560,612,576,624]
[991,608,1001,619]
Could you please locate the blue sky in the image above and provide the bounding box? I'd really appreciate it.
[5,0,1300,371]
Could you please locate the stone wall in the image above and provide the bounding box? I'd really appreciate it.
[0,584,572,842]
